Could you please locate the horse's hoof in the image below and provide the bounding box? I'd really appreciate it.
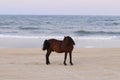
[46,63,50,65]
[64,63,67,66]
[46,62,50,65]
[70,62,73,65]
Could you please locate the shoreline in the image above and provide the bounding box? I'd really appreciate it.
[1,37,120,48]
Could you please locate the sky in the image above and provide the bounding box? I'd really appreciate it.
[0,0,120,15]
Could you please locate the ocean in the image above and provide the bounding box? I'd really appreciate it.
[0,15,120,48]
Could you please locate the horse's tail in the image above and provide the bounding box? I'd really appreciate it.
[42,40,50,50]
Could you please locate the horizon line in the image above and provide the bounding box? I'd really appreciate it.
[0,14,120,16]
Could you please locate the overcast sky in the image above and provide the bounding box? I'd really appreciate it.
[0,0,120,15]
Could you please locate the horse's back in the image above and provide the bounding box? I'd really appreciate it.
[47,39,61,44]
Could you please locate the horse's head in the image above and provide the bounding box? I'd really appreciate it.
[64,36,75,45]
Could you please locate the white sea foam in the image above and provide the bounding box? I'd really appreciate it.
[0,34,118,40]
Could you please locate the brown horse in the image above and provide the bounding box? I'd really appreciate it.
[42,36,75,65]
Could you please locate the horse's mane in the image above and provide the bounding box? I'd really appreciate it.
[66,36,75,45]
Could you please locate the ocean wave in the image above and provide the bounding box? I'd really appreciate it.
[0,26,12,29]
[104,22,120,26]
[75,30,120,36]
[18,26,40,30]
[112,22,120,26]
[0,35,40,39]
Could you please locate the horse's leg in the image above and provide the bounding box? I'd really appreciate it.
[69,52,73,65]
[64,52,68,65]
[46,50,51,65]
[46,51,49,65]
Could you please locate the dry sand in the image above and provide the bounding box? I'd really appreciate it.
[0,48,120,80]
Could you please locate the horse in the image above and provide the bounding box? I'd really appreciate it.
[42,36,75,65]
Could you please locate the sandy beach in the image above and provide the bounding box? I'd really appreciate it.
[0,48,120,80]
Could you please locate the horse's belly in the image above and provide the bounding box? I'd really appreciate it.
[53,48,64,53]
